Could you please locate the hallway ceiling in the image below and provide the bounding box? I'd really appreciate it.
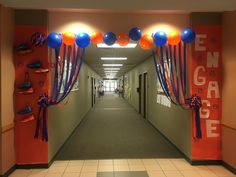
[84,44,151,79]
[2,0,235,79]
[1,0,236,12]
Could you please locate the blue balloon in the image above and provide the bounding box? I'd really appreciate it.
[103,32,116,46]
[153,31,167,46]
[129,27,142,41]
[76,32,90,48]
[181,28,196,43]
[47,33,62,48]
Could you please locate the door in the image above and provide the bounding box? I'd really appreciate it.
[143,73,148,119]
[94,78,96,104]
[138,74,142,114]
[91,77,94,107]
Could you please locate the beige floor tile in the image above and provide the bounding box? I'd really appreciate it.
[192,165,209,171]
[68,160,84,166]
[114,165,130,171]
[27,173,47,177]
[27,174,47,177]
[148,171,167,177]
[207,166,236,176]
[145,164,162,171]
[52,161,69,167]
[79,172,97,177]
[129,165,146,171]
[180,170,201,177]
[30,169,48,174]
[44,174,63,177]
[65,166,83,173]
[164,170,184,177]
[127,159,143,165]
[28,169,48,177]
[98,165,114,172]
[113,159,128,165]
[196,170,218,177]
[171,159,189,166]
[84,160,98,166]
[62,173,80,177]
[10,169,33,177]
[142,159,158,165]
[157,159,173,165]
[48,166,66,174]
[173,163,195,170]
[98,160,113,165]
[160,164,177,171]
[81,165,98,172]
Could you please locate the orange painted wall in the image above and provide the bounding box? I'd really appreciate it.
[14,25,48,164]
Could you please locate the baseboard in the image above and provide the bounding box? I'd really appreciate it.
[222,161,236,175]
[190,160,222,165]
[16,163,49,169]
[1,165,16,177]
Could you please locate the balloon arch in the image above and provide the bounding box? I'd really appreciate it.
[33,27,202,142]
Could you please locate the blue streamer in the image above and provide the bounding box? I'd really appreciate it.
[168,45,179,104]
[60,48,85,102]
[50,47,60,104]
[62,45,72,97]
[173,45,180,102]
[152,50,168,97]
[56,44,67,101]
[183,42,187,95]
[178,42,184,95]
[62,45,79,97]
[195,109,202,138]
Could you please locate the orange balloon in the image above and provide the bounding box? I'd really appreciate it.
[62,32,76,46]
[167,32,181,45]
[90,31,103,44]
[139,34,153,50]
[117,33,130,46]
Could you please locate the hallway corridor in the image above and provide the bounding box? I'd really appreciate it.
[56,93,182,160]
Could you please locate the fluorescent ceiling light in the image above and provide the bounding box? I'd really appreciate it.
[101,57,127,60]
[103,64,123,67]
[104,71,118,73]
[97,43,137,48]
[104,68,120,70]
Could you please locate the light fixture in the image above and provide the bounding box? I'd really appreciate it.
[103,64,123,67]
[104,71,118,73]
[97,43,137,48]
[101,57,127,60]
[104,68,120,70]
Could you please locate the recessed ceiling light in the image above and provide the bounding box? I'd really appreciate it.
[101,57,127,60]
[104,68,120,70]
[104,71,118,73]
[97,43,137,48]
[103,64,123,67]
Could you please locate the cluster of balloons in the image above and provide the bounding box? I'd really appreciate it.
[47,27,196,50]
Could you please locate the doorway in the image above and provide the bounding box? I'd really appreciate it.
[91,77,94,107]
[138,74,142,114]
[94,78,96,104]
[143,72,148,119]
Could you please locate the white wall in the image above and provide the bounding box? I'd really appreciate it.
[222,10,236,169]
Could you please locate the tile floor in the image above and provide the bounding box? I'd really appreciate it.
[9,159,236,177]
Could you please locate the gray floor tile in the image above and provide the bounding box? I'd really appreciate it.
[97,172,114,177]
[114,171,148,177]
